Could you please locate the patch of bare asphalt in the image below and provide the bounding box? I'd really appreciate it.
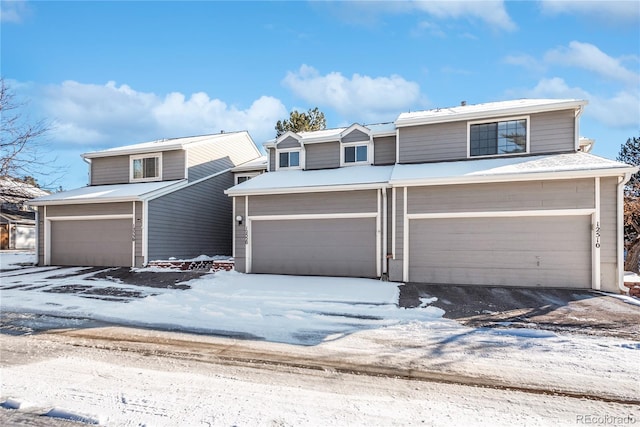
[89,267,206,289]
[399,283,640,340]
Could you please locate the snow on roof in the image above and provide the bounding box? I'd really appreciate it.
[29,180,185,205]
[231,156,268,172]
[226,165,394,195]
[390,152,634,185]
[265,122,398,147]
[82,131,250,159]
[367,122,396,136]
[395,99,587,127]
[0,178,50,203]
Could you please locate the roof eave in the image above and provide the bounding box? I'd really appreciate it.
[225,182,389,197]
[395,100,588,128]
[82,143,185,159]
[390,166,636,188]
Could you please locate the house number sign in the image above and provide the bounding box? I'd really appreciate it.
[594,221,601,249]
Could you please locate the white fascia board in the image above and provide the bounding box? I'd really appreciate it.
[225,182,389,197]
[389,167,637,188]
[395,100,588,128]
[29,196,142,206]
[274,131,301,146]
[82,143,184,159]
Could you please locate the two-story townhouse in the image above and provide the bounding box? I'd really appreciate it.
[226,99,637,293]
[30,131,261,267]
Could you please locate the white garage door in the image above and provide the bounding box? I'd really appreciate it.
[409,215,591,287]
[251,218,377,278]
[50,219,133,267]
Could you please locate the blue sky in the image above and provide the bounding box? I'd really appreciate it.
[2,0,639,190]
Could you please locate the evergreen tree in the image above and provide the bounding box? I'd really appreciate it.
[275,107,326,137]
[617,135,640,272]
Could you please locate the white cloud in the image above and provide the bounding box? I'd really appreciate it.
[539,0,640,23]
[503,54,546,73]
[39,81,288,147]
[544,41,639,87]
[282,65,423,123]
[413,0,516,31]
[320,0,516,31]
[523,77,640,128]
[0,0,30,23]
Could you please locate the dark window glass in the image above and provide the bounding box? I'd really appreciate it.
[290,151,300,167]
[470,120,526,156]
[345,146,356,163]
[237,176,250,184]
[279,152,289,168]
[356,145,367,162]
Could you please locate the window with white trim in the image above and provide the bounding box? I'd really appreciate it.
[235,172,260,184]
[469,117,528,157]
[341,142,371,166]
[130,153,162,182]
[278,150,301,169]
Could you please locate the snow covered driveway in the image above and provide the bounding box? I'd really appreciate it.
[1,251,639,425]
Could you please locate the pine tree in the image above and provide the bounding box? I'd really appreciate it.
[617,135,640,272]
[275,107,326,137]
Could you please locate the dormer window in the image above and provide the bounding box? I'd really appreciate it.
[468,117,529,157]
[130,153,162,182]
[278,150,301,169]
[341,141,371,166]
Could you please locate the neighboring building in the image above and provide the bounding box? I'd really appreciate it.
[226,99,637,293]
[30,132,261,267]
[1,177,50,250]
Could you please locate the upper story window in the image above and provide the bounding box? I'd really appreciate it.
[235,172,261,185]
[341,142,371,166]
[278,150,301,169]
[130,153,162,182]
[469,117,528,157]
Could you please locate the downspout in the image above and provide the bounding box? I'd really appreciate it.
[381,185,388,278]
[83,157,92,185]
[618,172,633,293]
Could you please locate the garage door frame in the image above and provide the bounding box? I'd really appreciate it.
[45,213,135,267]
[404,208,598,288]
[247,211,381,277]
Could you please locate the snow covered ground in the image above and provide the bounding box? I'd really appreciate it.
[1,251,639,425]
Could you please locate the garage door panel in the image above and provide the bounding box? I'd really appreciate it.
[251,218,376,278]
[409,216,591,287]
[51,219,132,267]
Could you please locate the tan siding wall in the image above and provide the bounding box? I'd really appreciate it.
[530,110,575,154]
[342,129,368,143]
[46,202,133,217]
[234,197,246,272]
[248,190,377,216]
[162,150,186,180]
[278,136,301,149]
[91,156,129,185]
[305,142,340,170]
[407,179,595,214]
[186,134,258,181]
[599,177,618,291]
[374,136,396,165]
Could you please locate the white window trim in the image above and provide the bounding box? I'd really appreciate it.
[466,115,530,159]
[130,152,163,183]
[235,172,261,185]
[340,140,372,167]
[275,148,304,171]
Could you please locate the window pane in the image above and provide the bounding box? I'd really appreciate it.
[133,159,143,179]
[290,151,299,167]
[345,146,355,163]
[237,176,249,184]
[279,152,289,168]
[144,158,157,178]
[356,145,367,162]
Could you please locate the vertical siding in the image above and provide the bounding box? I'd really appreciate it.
[305,142,340,170]
[277,136,301,149]
[162,150,186,180]
[530,110,575,154]
[342,129,368,143]
[134,201,144,267]
[147,171,234,260]
[374,136,396,165]
[234,196,246,272]
[599,177,618,292]
[91,156,130,185]
[268,148,276,171]
[398,122,467,163]
[38,206,44,265]
[187,133,259,181]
